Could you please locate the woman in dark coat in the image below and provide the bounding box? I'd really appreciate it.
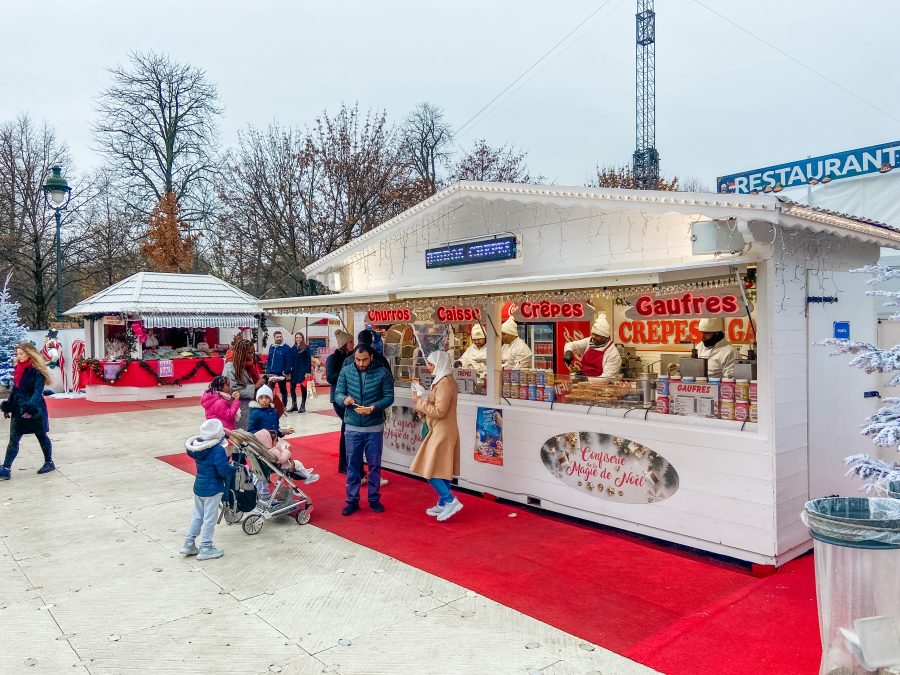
[0,342,54,479]
[288,332,312,413]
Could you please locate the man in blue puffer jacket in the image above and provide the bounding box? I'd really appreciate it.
[334,345,394,515]
[266,330,292,408]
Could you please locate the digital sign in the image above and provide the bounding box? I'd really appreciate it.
[425,235,517,269]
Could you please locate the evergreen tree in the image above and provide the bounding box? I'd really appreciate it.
[821,265,900,490]
[0,274,28,387]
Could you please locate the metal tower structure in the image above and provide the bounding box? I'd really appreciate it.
[632,0,659,189]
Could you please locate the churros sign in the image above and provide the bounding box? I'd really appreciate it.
[366,307,415,324]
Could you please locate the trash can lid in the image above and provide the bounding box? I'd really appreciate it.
[803,497,900,549]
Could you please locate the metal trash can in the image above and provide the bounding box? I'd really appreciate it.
[802,498,900,674]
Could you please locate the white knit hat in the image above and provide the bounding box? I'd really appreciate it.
[698,318,724,332]
[470,324,485,340]
[591,313,611,338]
[256,385,274,402]
[501,317,519,336]
[199,418,224,441]
[334,330,352,349]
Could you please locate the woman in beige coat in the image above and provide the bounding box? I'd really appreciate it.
[410,351,462,521]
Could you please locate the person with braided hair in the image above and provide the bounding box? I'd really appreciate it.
[221,339,264,430]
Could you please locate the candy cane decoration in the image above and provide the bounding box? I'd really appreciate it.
[71,339,85,392]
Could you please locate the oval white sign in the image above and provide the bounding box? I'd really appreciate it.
[540,432,679,504]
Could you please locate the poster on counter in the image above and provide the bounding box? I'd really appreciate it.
[383,405,425,456]
[474,407,503,466]
[540,432,679,503]
[156,359,174,378]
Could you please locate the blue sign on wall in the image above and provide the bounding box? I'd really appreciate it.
[833,321,850,340]
[717,140,900,194]
[426,235,517,269]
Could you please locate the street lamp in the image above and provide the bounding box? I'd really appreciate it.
[42,166,72,323]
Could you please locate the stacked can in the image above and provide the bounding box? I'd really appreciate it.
[734,379,750,422]
[656,375,670,414]
[502,369,511,398]
[719,377,736,420]
[749,380,758,422]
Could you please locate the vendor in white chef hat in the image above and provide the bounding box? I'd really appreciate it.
[563,313,622,379]
[695,318,737,379]
[457,323,488,379]
[500,317,533,370]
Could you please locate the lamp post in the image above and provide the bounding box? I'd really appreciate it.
[42,166,72,324]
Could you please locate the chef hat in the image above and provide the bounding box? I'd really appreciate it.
[470,324,485,340]
[698,318,724,332]
[501,317,519,336]
[256,385,274,402]
[591,313,611,338]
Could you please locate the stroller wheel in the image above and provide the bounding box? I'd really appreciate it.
[223,506,243,524]
[295,506,313,525]
[243,514,264,535]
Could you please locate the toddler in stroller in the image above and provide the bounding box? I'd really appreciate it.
[253,430,319,485]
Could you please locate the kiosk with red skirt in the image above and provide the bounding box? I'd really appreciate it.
[65,272,263,402]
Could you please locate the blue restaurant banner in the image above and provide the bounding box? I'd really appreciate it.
[717,140,900,194]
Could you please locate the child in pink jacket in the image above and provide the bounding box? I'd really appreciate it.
[201,376,242,430]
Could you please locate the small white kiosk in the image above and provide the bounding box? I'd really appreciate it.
[261,181,900,567]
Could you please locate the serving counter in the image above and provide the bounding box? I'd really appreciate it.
[81,357,224,402]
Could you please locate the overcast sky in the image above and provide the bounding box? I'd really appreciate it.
[2,0,897,189]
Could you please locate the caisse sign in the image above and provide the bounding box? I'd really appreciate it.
[623,288,750,320]
[433,305,483,324]
[540,431,678,504]
[510,299,594,323]
[366,307,416,325]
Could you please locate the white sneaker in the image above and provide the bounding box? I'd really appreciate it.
[436,499,463,522]
[303,474,320,485]
[425,504,444,516]
[380,478,389,487]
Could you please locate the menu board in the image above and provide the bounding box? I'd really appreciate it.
[671,382,720,418]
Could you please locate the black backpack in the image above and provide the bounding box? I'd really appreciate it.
[224,464,257,512]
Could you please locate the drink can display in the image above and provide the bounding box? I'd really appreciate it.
[682,376,695,384]
[502,369,511,384]
[656,375,669,397]
[749,380,758,403]
[528,384,537,400]
[520,384,529,400]
[720,378,736,401]
[545,371,555,386]
[749,402,758,423]
[528,370,538,385]
[502,382,511,398]
[696,377,708,384]
[735,399,750,422]
[735,379,750,401]
[535,386,544,402]
[545,387,555,402]
[719,400,735,420]
[511,369,520,385]
[656,395,670,414]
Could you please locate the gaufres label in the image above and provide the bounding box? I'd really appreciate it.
[434,305,482,323]
[623,288,750,320]
[366,307,415,324]
[511,299,594,323]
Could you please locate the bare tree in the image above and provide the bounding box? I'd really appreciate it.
[677,176,712,193]
[400,102,452,195]
[94,51,223,221]
[449,139,542,183]
[0,114,80,327]
[587,164,678,191]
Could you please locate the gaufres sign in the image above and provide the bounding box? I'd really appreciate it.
[510,299,594,323]
[717,140,900,194]
[623,288,750,321]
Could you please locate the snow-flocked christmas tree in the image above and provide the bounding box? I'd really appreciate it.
[821,265,900,490]
[0,273,28,387]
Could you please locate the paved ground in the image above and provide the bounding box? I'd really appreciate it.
[0,396,658,675]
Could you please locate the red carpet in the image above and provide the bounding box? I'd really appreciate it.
[48,396,202,418]
[157,431,820,674]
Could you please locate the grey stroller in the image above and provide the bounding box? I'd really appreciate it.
[224,429,314,535]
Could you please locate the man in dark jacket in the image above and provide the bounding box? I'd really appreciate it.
[334,345,394,515]
[265,330,292,407]
[326,330,353,473]
[343,329,392,374]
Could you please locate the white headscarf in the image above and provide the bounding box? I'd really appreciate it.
[427,350,453,388]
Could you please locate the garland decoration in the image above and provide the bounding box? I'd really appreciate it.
[76,356,219,386]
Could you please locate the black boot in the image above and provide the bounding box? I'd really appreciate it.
[286,399,298,413]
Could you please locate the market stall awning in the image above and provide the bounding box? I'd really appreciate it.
[141,313,258,329]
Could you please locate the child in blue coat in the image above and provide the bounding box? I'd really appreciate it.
[181,419,234,561]
[247,385,293,438]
